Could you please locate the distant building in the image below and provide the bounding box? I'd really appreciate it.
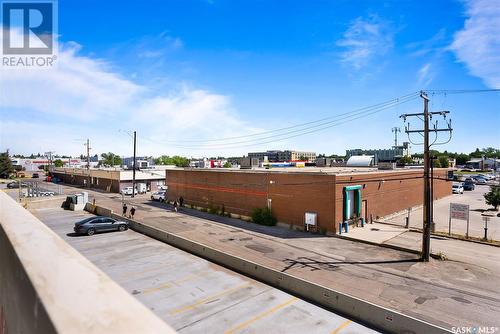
[10,157,86,171]
[123,157,154,169]
[247,150,316,162]
[346,147,406,164]
[51,167,166,193]
[189,157,228,168]
[466,158,500,170]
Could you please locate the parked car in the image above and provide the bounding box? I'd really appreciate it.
[121,186,138,196]
[6,181,28,189]
[475,178,487,185]
[32,173,39,178]
[463,178,475,191]
[73,216,129,236]
[452,183,464,194]
[151,190,166,202]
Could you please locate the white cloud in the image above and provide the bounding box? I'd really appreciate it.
[417,63,433,87]
[337,15,394,70]
[450,0,500,88]
[0,29,256,157]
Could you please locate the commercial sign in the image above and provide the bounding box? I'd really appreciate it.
[450,203,469,221]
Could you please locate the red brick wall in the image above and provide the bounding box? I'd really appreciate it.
[166,170,336,232]
[166,169,452,233]
[334,169,452,223]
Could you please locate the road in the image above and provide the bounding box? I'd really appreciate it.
[383,185,500,240]
[31,206,378,334]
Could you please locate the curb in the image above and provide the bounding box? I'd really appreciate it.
[331,233,447,260]
[375,221,500,248]
[85,203,450,334]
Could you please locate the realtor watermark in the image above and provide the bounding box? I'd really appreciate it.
[452,326,499,334]
[1,0,57,68]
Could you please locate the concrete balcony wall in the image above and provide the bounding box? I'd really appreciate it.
[0,191,175,334]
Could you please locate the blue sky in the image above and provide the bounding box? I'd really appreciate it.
[1,0,499,157]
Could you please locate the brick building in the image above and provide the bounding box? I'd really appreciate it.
[166,167,451,234]
[51,168,166,193]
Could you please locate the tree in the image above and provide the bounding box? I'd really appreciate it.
[398,156,414,166]
[437,156,449,168]
[53,159,64,167]
[0,151,14,178]
[101,152,122,167]
[223,162,232,168]
[154,155,190,167]
[433,158,441,168]
[455,153,469,165]
[470,148,482,158]
[484,185,500,210]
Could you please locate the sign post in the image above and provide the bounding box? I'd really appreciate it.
[449,203,470,238]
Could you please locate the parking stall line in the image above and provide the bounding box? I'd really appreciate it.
[141,282,173,295]
[169,282,252,315]
[224,297,299,334]
[331,319,352,334]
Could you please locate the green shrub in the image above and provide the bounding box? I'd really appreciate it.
[251,207,277,226]
[208,206,219,215]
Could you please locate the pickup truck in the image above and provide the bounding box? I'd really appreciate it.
[121,186,138,196]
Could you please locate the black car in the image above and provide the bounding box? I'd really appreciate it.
[463,178,475,191]
[74,216,129,236]
[6,181,28,189]
[32,173,39,178]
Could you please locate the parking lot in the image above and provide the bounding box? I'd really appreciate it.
[383,184,500,240]
[31,206,378,334]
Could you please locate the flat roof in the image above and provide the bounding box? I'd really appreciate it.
[167,166,429,176]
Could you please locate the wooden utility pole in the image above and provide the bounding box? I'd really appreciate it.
[400,91,452,261]
[85,139,91,188]
[132,131,137,198]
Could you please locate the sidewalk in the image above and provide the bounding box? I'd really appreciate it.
[338,222,500,276]
[87,192,500,330]
[381,187,500,241]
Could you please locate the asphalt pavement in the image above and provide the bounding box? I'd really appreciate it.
[31,206,378,334]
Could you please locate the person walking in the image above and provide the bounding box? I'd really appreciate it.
[122,203,127,217]
[130,206,136,219]
[173,200,178,212]
[179,196,184,208]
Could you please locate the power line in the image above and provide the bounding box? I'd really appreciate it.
[425,89,500,94]
[161,91,420,144]
[140,93,420,149]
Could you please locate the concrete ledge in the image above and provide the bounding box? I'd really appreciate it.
[87,204,450,334]
[21,195,66,210]
[0,192,175,334]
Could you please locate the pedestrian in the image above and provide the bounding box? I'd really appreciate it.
[179,196,184,208]
[122,203,127,216]
[173,200,178,212]
[130,206,136,219]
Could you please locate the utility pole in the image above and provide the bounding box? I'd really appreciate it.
[391,127,401,147]
[400,91,452,261]
[430,155,436,233]
[132,131,137,198]
[85,139,91,188]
